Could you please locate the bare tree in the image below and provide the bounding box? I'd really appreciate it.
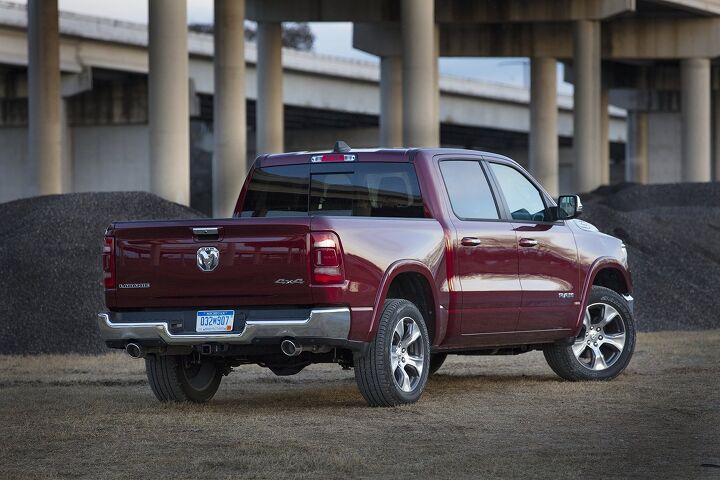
[189,22,315,51]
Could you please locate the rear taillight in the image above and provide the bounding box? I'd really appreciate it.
[103,237,115,289]
[310,232,344,285]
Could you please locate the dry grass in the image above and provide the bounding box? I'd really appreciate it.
[1,331,719,479]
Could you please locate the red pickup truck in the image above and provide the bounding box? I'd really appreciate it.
[98,143,635,406]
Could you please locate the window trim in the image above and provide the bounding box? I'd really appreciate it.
[438,158,505,222]
[482,158,563,226]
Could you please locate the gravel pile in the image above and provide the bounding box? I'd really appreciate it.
[581,182,720,331]
[0,192,204,354]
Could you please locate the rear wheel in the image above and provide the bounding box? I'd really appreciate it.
[544,286,636,381]
[354,299,430,407]
[145,354,222,403]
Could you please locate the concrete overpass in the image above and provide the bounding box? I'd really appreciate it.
[0,1,628,212]
[15,0,720,214]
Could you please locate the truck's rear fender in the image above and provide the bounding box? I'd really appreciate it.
[308,216,447,344]
[367,260,448,346]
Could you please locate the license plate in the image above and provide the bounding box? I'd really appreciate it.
[196,310,234,332]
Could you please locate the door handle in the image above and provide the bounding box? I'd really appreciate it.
[519,238,538,247]
[461,237,482,246]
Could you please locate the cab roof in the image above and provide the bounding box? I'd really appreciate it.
[256,144,519,168]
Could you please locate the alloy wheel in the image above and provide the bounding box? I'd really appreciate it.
[573,302,627,371]
[389,316,425,392]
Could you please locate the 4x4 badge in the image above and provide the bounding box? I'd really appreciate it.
[275,278,304,285]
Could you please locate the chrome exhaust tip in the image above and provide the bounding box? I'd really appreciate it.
[280,339,302,357]
[125,343,144,359]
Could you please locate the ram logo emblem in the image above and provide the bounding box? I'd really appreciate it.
[197,247,220,272]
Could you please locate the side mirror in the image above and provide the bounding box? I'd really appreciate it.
[557,195,583,220]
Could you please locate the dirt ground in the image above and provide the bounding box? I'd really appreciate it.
[1,331,718,480]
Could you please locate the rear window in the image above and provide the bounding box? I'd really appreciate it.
[240,162,425,219]
[239,165,309,217]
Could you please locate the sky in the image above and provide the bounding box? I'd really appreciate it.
[9,0,571,92]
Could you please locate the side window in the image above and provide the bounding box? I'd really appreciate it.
[489,163,548,222]
[439,161,499,220]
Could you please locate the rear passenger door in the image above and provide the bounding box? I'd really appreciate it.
[439,159,521,336]
[485,160,581,332]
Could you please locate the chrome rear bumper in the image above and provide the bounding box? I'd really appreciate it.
[97,307,351,346]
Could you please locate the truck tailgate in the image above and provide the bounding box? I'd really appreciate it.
[109,218,312,309]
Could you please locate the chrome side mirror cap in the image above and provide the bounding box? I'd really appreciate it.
[557,195,583,220]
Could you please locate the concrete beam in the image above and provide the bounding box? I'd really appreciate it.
[605,17,720,59]
[439,23,573,58]
[438,17,720,59]
[213,0,246,217]
[61,67,92,96]
[149,0,190,205]
[436,0,635,23]
[249,0,634,23]
[247,0,398,22]
[353,23,401,58]
[649,0,720,15]
[27,0,62,196]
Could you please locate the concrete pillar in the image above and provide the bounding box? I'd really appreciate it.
[625,110,648,183]
[433,24,440,145]
[681,58,711,182]
[27,0,62,195]
[600,73,610,185]
[529,57,558,197]
[573,20,601,193]
[213,0,246,217]
[149,0,190,205]
[401,0,437,147]
[256,21,283,155]
[714,90,720,181]
[379,55,403,147]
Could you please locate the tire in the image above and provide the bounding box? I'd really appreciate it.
[544,286,636,381]
[428,353,448,376]
[354,299,431,407]
[145,354,222,403]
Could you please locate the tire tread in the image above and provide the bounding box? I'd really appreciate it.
[354,299,430,407]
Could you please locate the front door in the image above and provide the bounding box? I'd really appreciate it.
[439,160,521,336]
[486,162,581,332]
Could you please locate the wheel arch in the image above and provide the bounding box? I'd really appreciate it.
[369,260,445,346]
[573,258,633,334]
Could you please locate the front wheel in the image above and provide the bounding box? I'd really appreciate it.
[145,354,222,403]
[354,299,430,407]
[544,286,636,381]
